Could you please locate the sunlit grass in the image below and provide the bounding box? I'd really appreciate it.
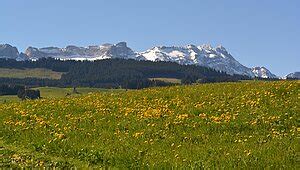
[0,95,19,103]
[0,87,123,103]
[0,68,64,79]
[149,77,181,84]
[0,81,299,168]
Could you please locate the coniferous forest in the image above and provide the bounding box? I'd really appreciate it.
[0,58,250,89]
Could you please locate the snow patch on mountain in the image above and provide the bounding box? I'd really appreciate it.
[285,72,300,79]
[251,67,278,78]
[25,42,138,61]
[140,44,256,77]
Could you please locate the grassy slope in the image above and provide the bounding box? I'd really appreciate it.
[0,81,299,168]
[0,68,64,79]
[0,87,122,103]
[34,87,122,99]
[0,95,19,103]
[149,78,181,84]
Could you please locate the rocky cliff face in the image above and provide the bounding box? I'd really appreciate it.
[285,72,300,79]
[25,42,138,61]
[0,44,20,60]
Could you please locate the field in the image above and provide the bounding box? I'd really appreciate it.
[0,68,64,79]
[0,81,299,168]
[0,87,120,104]
[0,95,19,103]
[149,78,181,84]
[33,87,122,99]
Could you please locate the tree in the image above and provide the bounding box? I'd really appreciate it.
[181,75,197,85]
[17,89,41,100]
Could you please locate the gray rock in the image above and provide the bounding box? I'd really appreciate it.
[0,44,19,60]
[285,72,300,79]
[25,42,138,60]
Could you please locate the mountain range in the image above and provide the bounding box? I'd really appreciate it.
[0,42,296,78]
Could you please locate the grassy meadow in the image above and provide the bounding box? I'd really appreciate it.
[0,95,19,103]
[149,78,182,84]
[0,68,64,79]
[0,81,299,168]
[33,87,122,99]
[0,87,120,104]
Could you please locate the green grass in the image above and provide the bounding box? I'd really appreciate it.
[34,87,122,99]
[0,68,64,79]
[0,138,87,168]
[0,81,299,168]
[149,78,181,84]
[0,95,19,103]
[0,87,123,103]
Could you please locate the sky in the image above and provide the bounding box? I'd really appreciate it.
[0,0,299,76]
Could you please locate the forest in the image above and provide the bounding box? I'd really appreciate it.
[0,58,250,89]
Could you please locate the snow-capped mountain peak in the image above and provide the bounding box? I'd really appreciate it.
[24,42,138,61]
[140,44,257,77]
[285,72,300,79]
[215,45,227,51]
[199,44,213,51]
[251,67,278,78]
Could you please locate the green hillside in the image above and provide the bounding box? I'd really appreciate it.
[149,78,182,84]
[0,81,299,168]
[0,68,64,79]
[0,87,122,103]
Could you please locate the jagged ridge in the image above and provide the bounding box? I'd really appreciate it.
[285,72,300,79]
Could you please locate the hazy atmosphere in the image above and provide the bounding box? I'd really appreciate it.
[0,0,299,76]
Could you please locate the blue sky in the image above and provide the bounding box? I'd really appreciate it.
[0,0,299,76]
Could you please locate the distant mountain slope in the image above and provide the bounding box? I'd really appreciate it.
[285,72,300,79]
[139,45,256,77]
[0,44,21,61]
[251,67,278,78]
[0,42,279,78]
[25,42,139,61]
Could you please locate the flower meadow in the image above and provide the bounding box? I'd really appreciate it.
[0,81,299,168]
